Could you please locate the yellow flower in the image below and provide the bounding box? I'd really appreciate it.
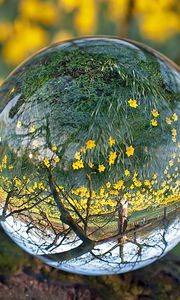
[88,162,94,168]
[14,178,21,186]
[20,0,59,25]
[74,0,97,35]
[124,169,130,176]
[86,139,96,149]
[113,180,124,190]
[59,0,80,12]
[3,21,48,65]
[53,30,73,43]
[29,125,36,133]
[109,189,119,195]
[128,99,138,108]
[72,159,84,170]
[74,151,81,160]
[140,11,179,42]
[171,128,177,136]
[1,155,7,168]
[43,158,50,168]
[33,182,38,189]
[0,22,13,42]
[151,119,158,126]
[144,179,151,186]
[98,164,106,173]
[144,146,148,153]
[126,145,135,157]
[166,117,172,125]
[16,120,22,128]
[80,146,86,153]
[134,180,142,187]
[106,182,111,188]
[52,144,57,151]
[8,165,14,170]
[169,160,174,166]
[54,157,60,164]
[39,182,44,190]
[151,109,159,118]
[108,151,117,165]
[172,113,178,122]
[108,136,116,146]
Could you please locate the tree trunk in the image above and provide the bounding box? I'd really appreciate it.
[118,200,128,260]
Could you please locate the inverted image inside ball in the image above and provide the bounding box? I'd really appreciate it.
[0,37,179,275]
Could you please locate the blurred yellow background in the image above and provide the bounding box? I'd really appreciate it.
[0,0,180,80]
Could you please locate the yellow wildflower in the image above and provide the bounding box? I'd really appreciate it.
[20,0,58,25]
[124,169,130,176]
[72,159,84,170]
[16,120,22,128]
[106,182,111,188]
[53,30,73,43]
[3,21,48,65]
[171,128,177,136]
[126,145,135,157]
[169,160,174,166]
[8,165,14,170]
[88,162,94,168]
[133,172,138,178]
[140,11,179,42]
[74,0,97,35]
[74,151,81,160]
[59,0,80,12]
[108,136,116,146]
[151,119,158,126]
[113,180,124,190]
[144,179,151,186]
[98,164,106,173]
[86,139,96,149]
[134,180,142,187]
[144,146,148,153]
[108,151,117,165]
[0,22,13,42]
[39,182,44,190]
[29,125,36,133]
[33,182,38,189]
[43,158,50,168]
[52,144,57,151]
[128,99,138,108]
[109,189,119,195]
[151,109,159,117]
[172,113,178,122]
[80,146,86,153]
[14,178,21,186]
[166,117,172,125]
[2,155,7,168]
[54,157,60,164]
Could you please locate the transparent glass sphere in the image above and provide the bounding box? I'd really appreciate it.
[0,37,179,275]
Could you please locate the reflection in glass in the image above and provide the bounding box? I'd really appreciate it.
[0,37,179,275]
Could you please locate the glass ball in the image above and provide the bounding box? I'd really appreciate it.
[0,37,179,275]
